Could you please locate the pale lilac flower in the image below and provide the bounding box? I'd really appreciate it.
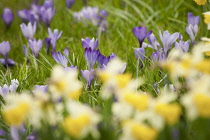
[186,13,200,43]
[134,47,145,61]
[0,79,19,97]
[34,85,48,92]
[66,0,75,8]
[48,28,62,51]
[82,37,98,50]
[20,22,36,40]
[81,69,95,88]
[52,51,68,67]
[133,26,152,47]
[73,6,108,30]
[41,7,56,26]
[28,39,43,58]
[159,30,180,53]
[0,41,10,59]
[0,84,9,97]
[9,79,19,93]
[84,48,100,69]
[2,8,14,27]
[175,40,190,53]
[147,33,160,50]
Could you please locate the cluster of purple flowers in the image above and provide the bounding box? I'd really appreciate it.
[73,7,108,31]
[18,0,55,26]
[133,13,200,64]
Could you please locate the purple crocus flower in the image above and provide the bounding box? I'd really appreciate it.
[133,26,152,47]
[0,41,15,66]
[20,22,36,40]
[147,33,160,50]
[2,8,14,27]
[151,51,167,61]
[81,69,95,88]
[82,37,98,50]
[18,9,36,23]
[28,39,43,58]
[52,51,68,67]
[66,0,75,8]
[34,85,48,92]
[175,40,190,53]
[188,13,200,26]
[48,28,62,51]
[134,47,145,61]
[64,47,69,56]
[97,54,110,66]
[43,0,54,9]
[0,41,10,59]
[186,13,200,43]
[159,30,180,53]
[40,7,56,26]
[0,79,19,97]
[84,48,100,69]
[97,53,116,66]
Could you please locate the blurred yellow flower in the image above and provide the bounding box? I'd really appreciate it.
[155,103,181,125]
[194,94,210,118]
[3,103,29,126]
[132,123,158,140]
[124,93,149,111]
[63,115,90,138]
[194,0,207,5]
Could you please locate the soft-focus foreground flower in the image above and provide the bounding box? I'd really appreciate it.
[2,8,14,27]
[2,94,33,126]
[49,66,83,100]
[193,0,207,5]
[20,22,36,40]
[0,41,15,66]
[63,101,101,139]
[120,120,158,140]
[28,39,43,58]
[203,12,210,30]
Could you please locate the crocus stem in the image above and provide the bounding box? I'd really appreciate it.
[33,56,38,69]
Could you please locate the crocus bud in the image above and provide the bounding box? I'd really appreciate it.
[2,8,14,27]
[66,0,75,8]
[0,41,10,59]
